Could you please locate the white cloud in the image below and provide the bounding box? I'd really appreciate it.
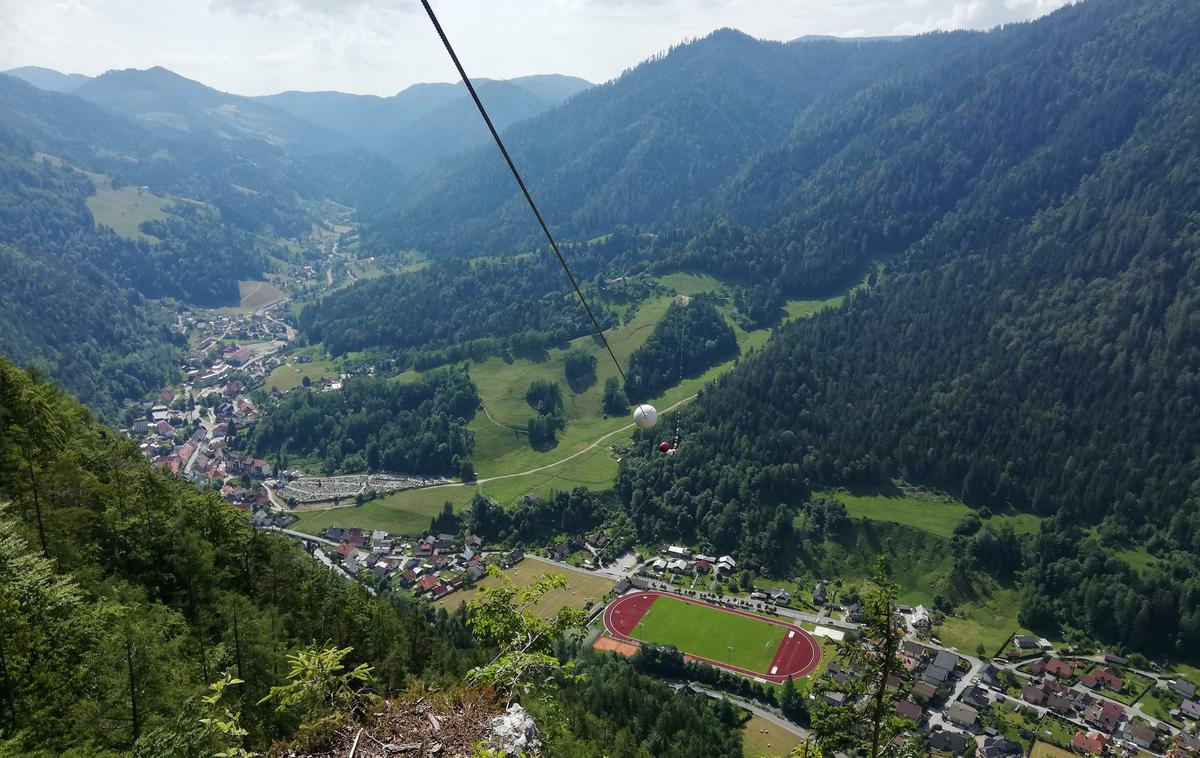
[0,0,1077,96]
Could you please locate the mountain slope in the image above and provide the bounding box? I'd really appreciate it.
[3,65,92,92]
[361,29,953,258]
[612,0,1200,657]
[74,66,352,155]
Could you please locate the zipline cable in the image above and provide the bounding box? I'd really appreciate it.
[419,0,628,385]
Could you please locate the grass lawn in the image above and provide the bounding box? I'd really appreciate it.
[937,588,1026,657]
[742,715,804,758]
[85,176,170,242]
[1139,687,1183,727]
[1037,716,1077,749]
[628,595,786,673]
[983,699,1040,750]
[1031,741,1077,758]
[432,559,612,619]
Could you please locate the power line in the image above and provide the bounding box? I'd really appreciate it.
[419,0,628,385]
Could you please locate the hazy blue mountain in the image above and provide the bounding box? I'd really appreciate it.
[259,74,591,172]
[3,65,92,93]
[73,66,353,154]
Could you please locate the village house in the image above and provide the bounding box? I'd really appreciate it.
[813,581,828,605]
[1084,701,1125,732]
[911,604,931,629]
[1171,680,1198,700]
[923,665,951,685]
[435,533,455,551]
[1179,699,1200,721]
[980,737,1023,758]
[1046,659,1075,679]
[716,555,736,574]
[1013,635,1040,650]
[666,545,692,559]
[912,681,939,702]
[1073,731,1111,756]
[896,700,923,722]
[929,730,969,755]
[1126,723,1157,750]
[1022,685,1048,706]
[762,587,791,605]
[946,702,979,729]
[416,536,434,556]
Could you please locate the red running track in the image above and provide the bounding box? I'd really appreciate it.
[603,590,820,684]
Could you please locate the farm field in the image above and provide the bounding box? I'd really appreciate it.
[1031,741,1076,758]
[221,279,287,314]
[742,715,804,758]
[432,558,613,619]
[627,595,787,673]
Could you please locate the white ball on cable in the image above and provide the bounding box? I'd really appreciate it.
[632,404,658,429]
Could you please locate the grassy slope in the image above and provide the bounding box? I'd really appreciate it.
[822,487,1042,540]
[631,595,787,672]
[83,172,170,242]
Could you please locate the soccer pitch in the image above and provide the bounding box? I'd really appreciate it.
[630,595,787,672]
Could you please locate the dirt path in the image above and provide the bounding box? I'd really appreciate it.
[479,401,528,434]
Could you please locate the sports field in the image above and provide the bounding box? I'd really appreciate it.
[633,595,786,671]
[605,591,820,681]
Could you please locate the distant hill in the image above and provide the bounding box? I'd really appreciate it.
[3,65,92,93]
[73,66,353,155]
[259,74,591,173]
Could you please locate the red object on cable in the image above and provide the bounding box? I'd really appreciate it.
[658,441,671,453]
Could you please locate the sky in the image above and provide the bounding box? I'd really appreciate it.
[1,0,1075,96]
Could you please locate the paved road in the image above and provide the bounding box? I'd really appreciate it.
[689,683,811,739]
[266,527,339,547]
[525,552,630,582]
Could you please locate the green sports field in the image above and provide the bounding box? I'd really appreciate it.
[631,596,786,672]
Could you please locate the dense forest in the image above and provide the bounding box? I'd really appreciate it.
[297,234,649,363]
[0,358,747,757]
[624,296,738,400]
[250,368,479,478]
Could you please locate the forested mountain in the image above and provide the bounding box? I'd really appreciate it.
[74,66,353,155]
[260,75,591,174]
[3,65,92,93]
[609,0,1200,657]
[0,358,745,757]
[365,29,925,258]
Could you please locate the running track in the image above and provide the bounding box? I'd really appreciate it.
[603,591,820,684]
